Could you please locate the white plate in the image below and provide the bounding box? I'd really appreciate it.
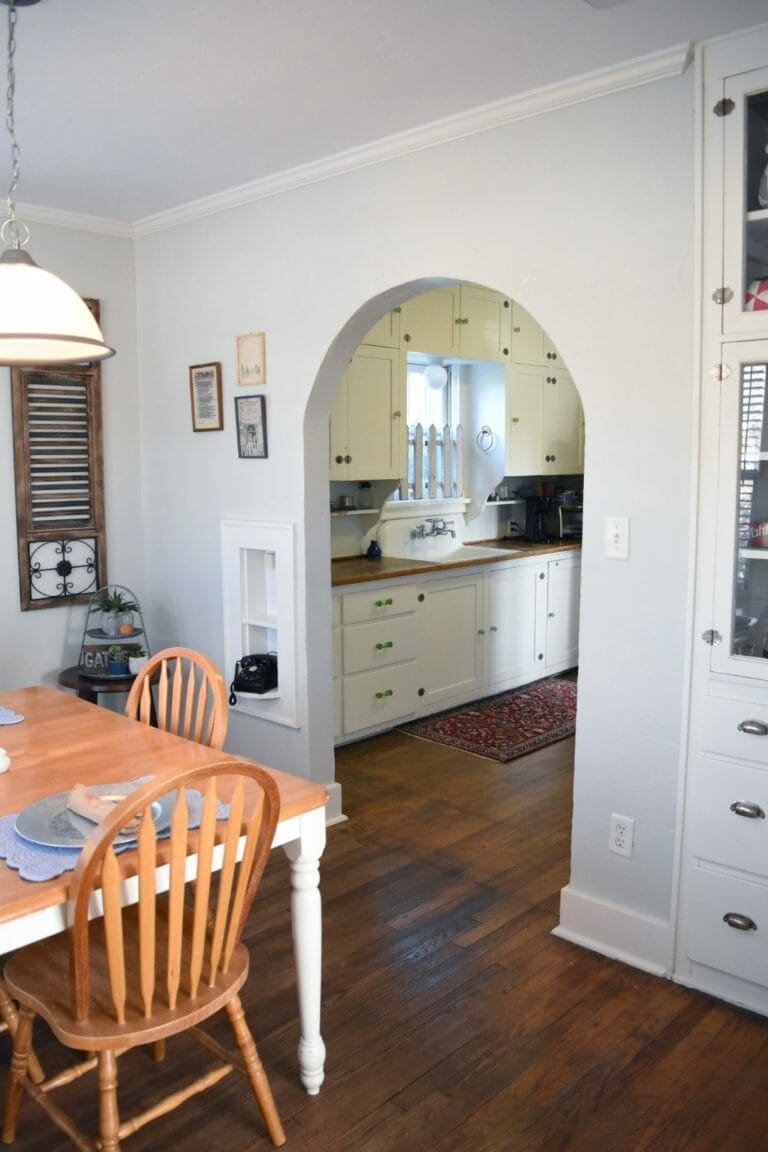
[14,782,173,849]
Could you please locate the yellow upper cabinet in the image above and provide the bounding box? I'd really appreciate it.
[400,285,512,362]
[510,301,562,368]
[362,308,401,349]
[330,345,405,481]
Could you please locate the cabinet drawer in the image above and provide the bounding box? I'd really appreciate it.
[700,696,768,764]
[686,866,768,986]
[342,615,418,675]
[341,583,418,624]
[342,663,418,734]
[689,755,768,875]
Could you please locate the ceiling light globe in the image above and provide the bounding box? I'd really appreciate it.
[0,248,114,365]
[423,364,448,391]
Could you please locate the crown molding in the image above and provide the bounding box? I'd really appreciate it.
[18,202,133,238]
[134,41,692,238]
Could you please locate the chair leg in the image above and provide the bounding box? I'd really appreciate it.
[2,1005,34,1144]
[226,996,285,1147]
[0,981,44,1085]
[97,1050,121,1152]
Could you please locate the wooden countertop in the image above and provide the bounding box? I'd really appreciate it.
[331,540,581,586]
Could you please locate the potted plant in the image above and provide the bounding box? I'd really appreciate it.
[128,647,148,676]
[93,587,139,637]
[106,645,129,676]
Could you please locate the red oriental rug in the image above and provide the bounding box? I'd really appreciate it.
[399,676,577,762]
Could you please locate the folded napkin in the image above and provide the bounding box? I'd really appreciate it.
[67,783,142,837]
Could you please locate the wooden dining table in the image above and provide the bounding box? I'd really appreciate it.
[0,686,329,1095]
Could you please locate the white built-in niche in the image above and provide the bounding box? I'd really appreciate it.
[221,520,300,729]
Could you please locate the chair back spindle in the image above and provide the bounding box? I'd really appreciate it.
[125,648,229,751]
[69,763,279,1028]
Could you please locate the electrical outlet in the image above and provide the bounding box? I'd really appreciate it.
[604,516,630,559]
[609,813,634,858]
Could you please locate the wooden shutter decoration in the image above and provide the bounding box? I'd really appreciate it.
[11,300,107,610]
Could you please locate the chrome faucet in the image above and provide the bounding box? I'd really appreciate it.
[410,517,457,539]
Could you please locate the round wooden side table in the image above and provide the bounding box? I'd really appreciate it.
[58,666,136,706]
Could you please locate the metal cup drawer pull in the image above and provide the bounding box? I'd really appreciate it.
[737,719,768,736]
[375,641,394,650]
[729,800,766,819]
[722,912,758,932]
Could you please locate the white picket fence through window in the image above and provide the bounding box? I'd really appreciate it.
[403,422,464,501]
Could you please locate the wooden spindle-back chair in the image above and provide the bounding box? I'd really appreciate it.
[2,761,285,1151]
[124,647,229,751]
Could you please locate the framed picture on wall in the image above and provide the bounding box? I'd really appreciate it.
[235,395,268,458]
[189,362,223,431]
[236,331,266,388]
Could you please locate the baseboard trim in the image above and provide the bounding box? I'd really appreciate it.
[554,884,672,978]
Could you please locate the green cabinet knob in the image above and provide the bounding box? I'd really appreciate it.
[375,641,394,650]
[489,625,498,633]
[375,689,394,699]
[478,628,485,636]
[512,417,519,424]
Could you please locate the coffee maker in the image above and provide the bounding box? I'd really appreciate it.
[524,483,554,543]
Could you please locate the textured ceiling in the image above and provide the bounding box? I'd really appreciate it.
[3,0,767,224]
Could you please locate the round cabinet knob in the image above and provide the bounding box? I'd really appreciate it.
[345,455,352,464]
[417,593,425,602]
[335,455,343,464]
[513,326,521,333]
[418,687,425,697]
[478,628,485,636]
[489,625,498,633]
[538,653,544,660]
[503,300,510,309]
[403,333,411,342]
[512,417,520,424]
[539,572,546,580]
[548,612,555,618]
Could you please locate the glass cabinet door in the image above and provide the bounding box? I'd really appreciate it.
[722,66,768,334]
[713,341,768,675]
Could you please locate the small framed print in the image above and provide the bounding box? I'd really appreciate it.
[236,331,266,387]
[189,362,223,432]
[235,394,268,458]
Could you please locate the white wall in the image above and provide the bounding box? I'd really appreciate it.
[0,222,139,693]
[134,68,694,967]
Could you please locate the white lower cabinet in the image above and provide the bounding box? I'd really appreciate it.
[486,564,541,687]
[333,550,580,744]
[416,573,484,709]
[544,556,581,669]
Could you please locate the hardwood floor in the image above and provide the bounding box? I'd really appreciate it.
[4,728,768,1150]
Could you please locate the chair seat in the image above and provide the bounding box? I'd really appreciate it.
[4,901,249,1052]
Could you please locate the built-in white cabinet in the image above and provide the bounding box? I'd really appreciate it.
[485,564,540,686]
[416,572,485,708]
[400,284,512,363]
[506,365,584,476]
[333,550,580,744]
[677,26,768,1017]
[485,555,581,687]
[329,344,405,480]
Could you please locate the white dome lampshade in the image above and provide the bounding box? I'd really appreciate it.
[423,364,448,391]
[0,248,114,365]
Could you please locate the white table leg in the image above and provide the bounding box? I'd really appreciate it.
[283,808,326,1095]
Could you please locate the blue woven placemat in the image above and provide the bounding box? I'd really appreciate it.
[0,788,227,882]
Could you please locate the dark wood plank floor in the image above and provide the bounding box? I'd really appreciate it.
[5,727,768,1151]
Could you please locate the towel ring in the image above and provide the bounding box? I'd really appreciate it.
[476,425,497,452]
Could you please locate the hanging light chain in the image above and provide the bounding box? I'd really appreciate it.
[3,0,28,249]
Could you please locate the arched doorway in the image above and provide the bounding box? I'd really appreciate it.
[303,277,586,821]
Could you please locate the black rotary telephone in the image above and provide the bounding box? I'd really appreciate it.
[229,653,278,704]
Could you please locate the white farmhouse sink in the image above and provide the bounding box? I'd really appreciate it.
[439,545,520,562]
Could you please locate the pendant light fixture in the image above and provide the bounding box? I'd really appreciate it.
[0,0,114,365]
